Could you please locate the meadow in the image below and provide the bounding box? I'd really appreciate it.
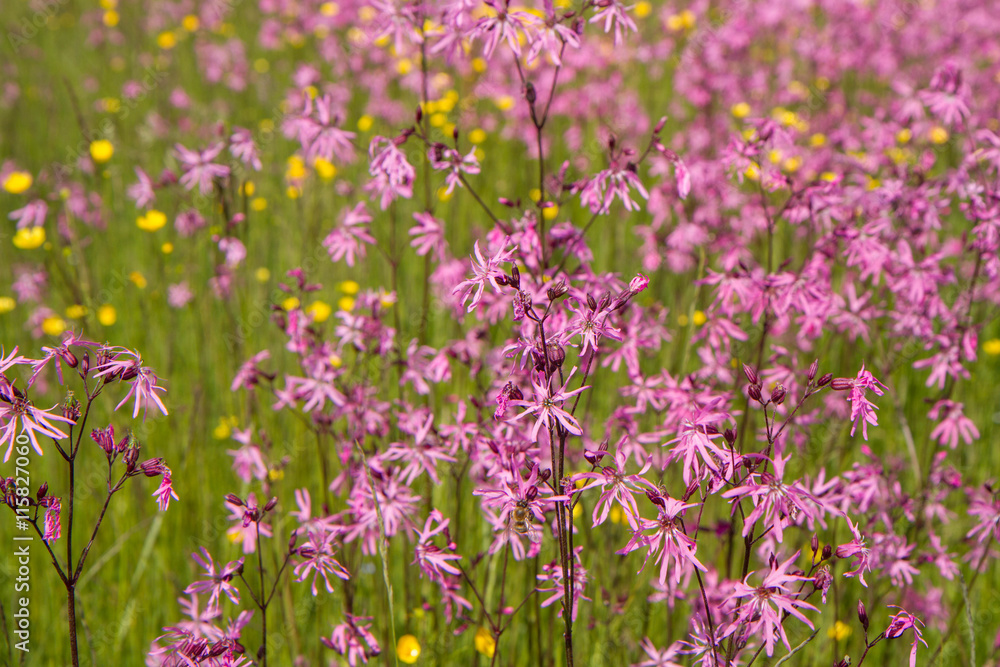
[1,0,999,665]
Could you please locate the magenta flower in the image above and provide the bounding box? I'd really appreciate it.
[562,298,623,355]
[152,474,179,511]
[293,526,351,595]
[92,349,168,420]
[225,494,272,554]
[366,135,414,209]
[536,546,590,621]
[323,202,375,267]
[571,443,654,529]
[8,199,47,229]
[412,510,462,581]
[721,452,821,542]
[409,212,446,260]
[184,548,244,612]
[724,551,817,657]
[127,167,155,208]
[884,607,927,667]
[453,238,515,313]
[42,497,61,543]
[617,495,707,586]
[229,127,262,171]
[634,638,684,667]
[322,614,381,666]
[508,367,589,441]
[428,145,480,195]
[472,0,538,59]
[174,142,231,195]
[835,516,872,587]
[0,388,75,461]
[474,462,569,558]
[831,363,887,440]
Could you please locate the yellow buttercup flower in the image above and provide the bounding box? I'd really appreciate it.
[731,102,751,119]
[97,304,117,326]
[357,115,374,132]
[129,271,147,289]
[90,139,114,163]
[157,31,177,49]
[983,338,1000,356]
[213,416,238,440]
[338,280,360,295]
[307,300,332,323]
[828,620,852,641]
[0,297,16,314]
[542,205,559,221]
[137,210,167,232]
[42,316,66,337]
[396,635,421,665]
[474,627,495,658]
[255,267,271,282]
[314,158,337,180]
[282,297,301,311]
[13,226,45,249]
[929,126,949,144]
[3,171,33,194]
[692,310,707,326]
[338,296,356,312]
[66,304,87,319]
[182,15,199,31]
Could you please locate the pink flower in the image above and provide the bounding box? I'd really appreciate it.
[0,387,75,461]
[409,212,446,260]
[884,607,927,667]
[174,142,230,195]
[366,136,414,209]
[322,615,381,666]
[571,442,654,529]
[724,551,817,657]
[413,510,462,581]
[721,453,821,543]
[617,494,706,586]
[323,203,375,267]
[152,474,179,511]
[831,363,887,440]
[293,526,351,595]
[508,367,590,441]
[835,516,872,587]
[453,238,515,313]
[127,167,155,208]
[8,199,47,229]
[184,548,244,612]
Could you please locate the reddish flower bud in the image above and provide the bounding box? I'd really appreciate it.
[225,493,245,507]
[857,600,869,631]
[830,377,853,391]
[587,293,598,311]
[539,468,552,483]
[60,348,79,368]
[818,373,834,387]
[771,383,786,405]
[807,359,818,382]
[264,496,278,512]
[748,383,762,402]
[653,116,667,134]
[742,364,759,387]
[37,482,48,500]
[525,81,537,104]
[510,265,521,290]
[547,280,568,300]
[525,486,538,501]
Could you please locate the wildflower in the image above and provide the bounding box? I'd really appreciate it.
[92,348,168,419]
[225,494,272,554]
[474,626,496,658]
[184,548,244,612]
[571,442,654,529]
[617,494,706,586]
[428,144,480,195]
[830,363,887,440]
[589,0,637,45]
[152,474,179,511]
[366,135,415,209]
[396,635,420,664]
[12,226,45,249]
[3,171,32,194]
[322,615,381,666]
[508,367,589,441]
[8,199,47,229]
[563,298,623,355]
[229,127,262,171]
[536,546,590,621]
[884,607,927,667]
[472,0,538,60]
[127,167,156,208]
[721,452,821,543]
[174,142,231,195]
[42,497,61,542]
[0,387,75,461]
[453,238,515,313]
[409,212,446,260]
[580,163,649,214]
[90,139,114,163]
[323,202,375,267]
[724,551,818,657]
[835,516,871,586]
[634,638,684,667]
[293,526,351,595]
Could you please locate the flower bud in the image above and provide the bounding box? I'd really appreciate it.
[723,428,736,446]
[289,529,299,553]
[525,486,538,501]
[771,383,786,405]
[822,544,833,561]
[830,377,853,391]
[653,116,667,134]
[63,396,81,422]
[123,446,140,472]
[818,373,833,387]
[509,385,524,402]
[121,366,139,382]
[807,359,818,382]
[587,294,597,311]
[37,482,48,500]
[742,364,759,387]
[525,82,536,105]
[510,265,521,290]
[60,348,79,368]
[80,351,90,375]
[811,534,819,555]
[748,383,762,402]
[547,280,568,300]
[415,105,423,123]
[225,493,245,508]
[264,496,278,512]
[857,600,869,631]
[539,468,552,483]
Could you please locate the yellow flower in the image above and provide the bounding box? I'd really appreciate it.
[103,10,119,27]
[730,102,751,119]
[320,1,339,16]
[572,501,582,519]
[3,171,33,194]
[314,158,337,180]
[66,304,87,319]
[468,128,487,144]
[634,1,652,18]
[495,95,515,111]
[129,271,147,289]
[97,304,117,326]
[286,185,301,199]
[307,300,332,323]
[474,627,495,658]
[157,31,177,49]
[42,316,66,337]
[241,181,255,196]
[0,296,16,314]
[90,139,114,163]
[896,128,912,144]
[357,115,374,132]
[338,280,360,295]
[182,15,199,31]
[608,505,624,525]
[396,58,413,75]
[282,297,301,311]
[677,313,690,327]
[542,205,559,221]
[396,635,421,665]
[692,310,707,326]
[161,242,174,254]
[13,226,45,249]
[254,58,270,73]
[213,416,238,440]
[251,197,268,211]
[328,353,343,368]
[286,155,307,181]
[255,267,271,282]
[983,338,1000,356]
[137,210,167,231]
[828,620,852,641]
[809,133,827,147]
[338,296,356,312]
[929,126,949,144]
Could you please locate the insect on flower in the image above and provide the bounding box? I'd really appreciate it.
[507,497,542,544]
